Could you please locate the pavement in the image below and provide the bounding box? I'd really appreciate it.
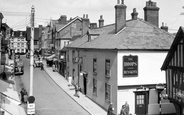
[43,60,107,115]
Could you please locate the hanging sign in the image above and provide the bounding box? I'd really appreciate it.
[123,55,138,77]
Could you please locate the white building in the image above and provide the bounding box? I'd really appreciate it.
[9,32,27,54]
[66,0,176,115]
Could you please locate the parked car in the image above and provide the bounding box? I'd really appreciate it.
[26,52,30,58]
[33,58,43,68]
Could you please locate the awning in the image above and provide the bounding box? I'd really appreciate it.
[46,54,56,59]
[0,80,20,102]
[2,96,26,115]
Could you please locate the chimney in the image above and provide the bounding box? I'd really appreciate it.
[20,32,22,37]
[58,15,67,24]
[143,0,159,27]
[98,15,104,28]
[131,8,138,20]
[82,14,90,36]
[160,22,168,32]
[115,0,127,33]
[90,23,97,29]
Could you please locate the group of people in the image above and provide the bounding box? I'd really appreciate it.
[19,88,28,105]
[119,101,130,115]
[107,101,130,115]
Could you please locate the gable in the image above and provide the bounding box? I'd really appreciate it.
[161,27,184,70]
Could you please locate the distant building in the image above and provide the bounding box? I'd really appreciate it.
[66,0,176,115]
[9,31,27,54]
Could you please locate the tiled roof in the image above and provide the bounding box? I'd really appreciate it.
[67,19,174,50]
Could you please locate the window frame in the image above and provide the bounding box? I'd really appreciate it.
[105,59,111,78]
[105,83,111,103]
[93,58,97,75]
[93,78,97,96]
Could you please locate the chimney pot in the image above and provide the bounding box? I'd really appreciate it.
[131,8,138,20]
[117,0,120,4]
[121,0,124,4]
[99,15,104,28]
[86,14,88,19]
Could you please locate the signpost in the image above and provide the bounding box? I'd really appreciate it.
[27,96,35,115]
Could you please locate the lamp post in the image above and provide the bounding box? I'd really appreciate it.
[156,83,165,115]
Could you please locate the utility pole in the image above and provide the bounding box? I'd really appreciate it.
[30,5,34,96]
[27,6,35,115]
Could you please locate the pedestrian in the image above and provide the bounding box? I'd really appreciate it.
[41,63,44,70]
[107,103,114,115]
[120,105,126,115]
[68,75,72,87]
[19,88,24,105]
[23,89,28,104]
[124,101,130,115]
[74,83,80,98]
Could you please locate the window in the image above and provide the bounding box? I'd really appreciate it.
[105,59,111,78]
[105,83,111,103]
[93,58,97,75]
[21,49,24,52]
[34,41,37,45]
[93,78,97,96]
[136,94,144,105]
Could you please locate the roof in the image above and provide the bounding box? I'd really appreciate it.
[66,18,174,50]
[57,16,82,32]
[161,26,184,70]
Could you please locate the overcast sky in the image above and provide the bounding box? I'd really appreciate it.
[1,0,184,33]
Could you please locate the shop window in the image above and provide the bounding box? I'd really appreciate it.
[105,83,111,103]
[105,59,111,78]
[93,78,97,96]
[93,58,97,75]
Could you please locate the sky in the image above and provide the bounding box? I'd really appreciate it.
[1,0,184,33]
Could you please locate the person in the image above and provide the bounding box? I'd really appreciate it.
[23,89,28,104]
[68,75,72,87]
[120,105,126,115]
[107,103,114,115]
[41,63,44,70]
[124,101,130,115]
[19,88,24,105]
[74,83,80,98]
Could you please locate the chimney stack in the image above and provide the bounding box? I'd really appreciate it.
[82,14,90,36]
[98,15,104,28]
[143,0,159,27]
[90,23,97,29]
[58,15,67,24]
[160,22,168,32]
[131,8,138,20]
[115,0,127,33]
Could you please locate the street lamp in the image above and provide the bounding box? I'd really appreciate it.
[156,83,165,115]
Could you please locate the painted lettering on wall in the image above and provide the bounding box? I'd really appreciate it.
[123,55,138,77]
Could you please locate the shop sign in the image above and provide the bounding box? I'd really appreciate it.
[123,55,138,77]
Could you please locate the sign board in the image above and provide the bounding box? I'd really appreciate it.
[123,55,138,77]
[27,103,35,114]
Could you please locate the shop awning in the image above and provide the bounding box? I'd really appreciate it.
[0,80,20,102]
[46,54,56,59]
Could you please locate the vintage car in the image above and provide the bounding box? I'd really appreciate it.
[26,52,30,58]
[33,58,43,67]
[14,59,24,75]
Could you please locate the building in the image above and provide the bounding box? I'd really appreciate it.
[66,0,176,115]
[9,31,27,54]
[161,26,184,115]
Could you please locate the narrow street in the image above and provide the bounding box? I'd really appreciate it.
[14,55,90,115]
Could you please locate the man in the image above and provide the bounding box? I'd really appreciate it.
[107,103,114,115]
[124,101,130,115]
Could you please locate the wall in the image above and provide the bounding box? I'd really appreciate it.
[68,48,118,113]
[117,51,167,86]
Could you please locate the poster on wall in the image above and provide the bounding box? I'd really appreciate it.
[123,55,138,77]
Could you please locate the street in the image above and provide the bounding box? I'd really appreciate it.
[14,55,90,115]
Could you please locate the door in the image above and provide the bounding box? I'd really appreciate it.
[83,73,87,95]
[135,92,148,115]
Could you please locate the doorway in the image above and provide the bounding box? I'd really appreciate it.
[83,73,87,95]
[135,91,148,115]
